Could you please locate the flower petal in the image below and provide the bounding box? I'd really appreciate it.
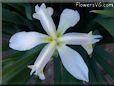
[82,44,93,55]
[57,45,89,82]
[33,4,56,38]
[57,9,80,35]
[59,31,102,54]
[46,7,54,16]
[9,31,48,51]
[28,41,56,80]
[59,32,90,45]
[81,31,102,55]
[37,72,45,80]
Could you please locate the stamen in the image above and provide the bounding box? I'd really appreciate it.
[56,32,62,38]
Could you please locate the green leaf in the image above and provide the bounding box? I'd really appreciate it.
[61,67,82,85]
[89,58,107,83]
[2,23,21,35]
[2,8,27,26]
[8,68,30,84]
[90,8,114,17]
[4,3,25,15]
[2,51,25,66]
[94,46,114,63]
[2,44,45,84]
[93,46,114,79]
[94,16,114,37]
[96,57,114,79]
[89,67,97,83]
[25,4,33,20]
[53,53,62,84]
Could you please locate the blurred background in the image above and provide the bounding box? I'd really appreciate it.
[2,2,114,85]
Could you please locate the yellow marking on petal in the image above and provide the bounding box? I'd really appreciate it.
[41,36,53,42]
[86,44,92,48]
[53,49,59,58]
[40,70,43,74]
[82,43,93,55]
[56,41,62,47]
[56,32,62,38]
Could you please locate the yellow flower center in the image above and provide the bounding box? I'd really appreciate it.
[42,32,62,47]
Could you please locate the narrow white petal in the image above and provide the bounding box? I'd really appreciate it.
[59,32,102,55]
[40,3,46,9]
[28,41,56,80]
[46,7,54,16]
[33,4,56,38]
[9,31,48,51]
[82,31,102,55]
[57,45,89,82]
[59,32,90,45]
[57,9,80,35]
[34,41,56,66]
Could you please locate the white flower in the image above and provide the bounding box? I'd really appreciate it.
[9,3,102,82]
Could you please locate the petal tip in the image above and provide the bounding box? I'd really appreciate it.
[35,4,40,12]
[47,7,54,16]
[38,72,46,80]
[27,65,34,69]
[33,13,39,20]
[84,75,89,82]
[57,9,80,34]
[88,31,102,44]
[41,3,46,8]
[39,75,45,80]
